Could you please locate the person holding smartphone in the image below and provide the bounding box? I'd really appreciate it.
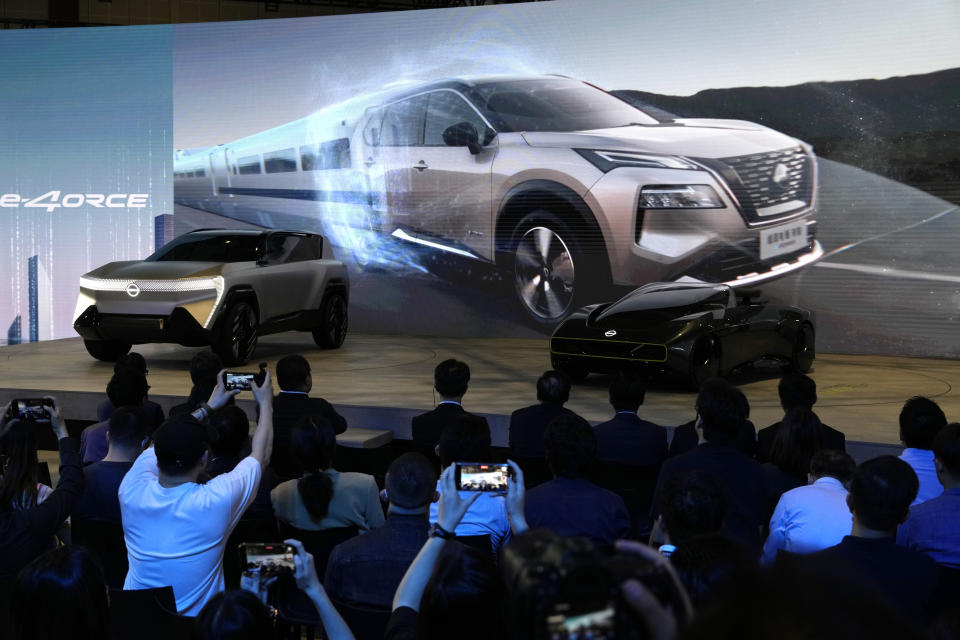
[0,398,83,585]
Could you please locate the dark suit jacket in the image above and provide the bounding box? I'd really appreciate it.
[509,402,578,458]
[593,413,668,467]
[756,419,846,463]
[668,419,757,459]
[270,392,347,480]
[411,402,466,448]
[651,443,766,547]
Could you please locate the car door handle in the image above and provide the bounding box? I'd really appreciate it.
[413,161,429,172]
[364,157,376,167]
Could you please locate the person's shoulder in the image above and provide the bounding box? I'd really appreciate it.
[758,422,780,436]
[339,470,378,487]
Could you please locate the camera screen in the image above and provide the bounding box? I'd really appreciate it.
[546,605,615,640]
[242,543,295,577]
[457,463,509,491]
[17,399,49,420]
[224,372,255,391]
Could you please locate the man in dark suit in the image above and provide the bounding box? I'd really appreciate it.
[669,382,756,458]
[509,370,580,458]
[651,378,766,547]
[757,373,845,462]
[270,354,347,480]
[411,359,471,449]
[593,372,667,466]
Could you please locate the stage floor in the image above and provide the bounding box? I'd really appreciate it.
[2,333,958,446]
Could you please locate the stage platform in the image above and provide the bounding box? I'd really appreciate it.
[3,333,958,451]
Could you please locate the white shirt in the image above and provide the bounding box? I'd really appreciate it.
[899,448,943,506]
[429,478,511,552]
[119,447,261,616]
[762,476,852,564]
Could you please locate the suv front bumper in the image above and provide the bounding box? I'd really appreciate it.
[74,306,212,346]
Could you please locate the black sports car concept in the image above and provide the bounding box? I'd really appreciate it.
[549,282,814,386]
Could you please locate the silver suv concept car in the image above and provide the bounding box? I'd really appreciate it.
[73,229,349,365]
[173,75,822,324]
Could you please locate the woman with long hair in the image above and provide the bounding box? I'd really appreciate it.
[0,421,51,511]
[270,415,384,532]
[763,407,825,517]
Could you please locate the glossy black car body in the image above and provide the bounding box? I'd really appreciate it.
[549,282,814,386]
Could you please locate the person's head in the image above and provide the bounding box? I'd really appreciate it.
[276,354,312,393]
[438,414,491,468]
[106,405,149,460]
[768,408,824,478]
[189,350,223,386]
[114,351,148,376]
[10,546,109,640]
[385,452,437,514]
[847,456,918,535]
[544,413,596,479]
[194,589,274,640]
[659,471,727,545]
[933,423,960,489]
[899,396,947,450]
[808,449,856,485]
[0,420,39,511]
[434,359,470,400]
[609,370,646,413]
[695,378,748,445]
[293,415,337,521]
[153,415,215,479]
[536,370,570,405]
[420,542,501,640]
[208,406,250,460]
[778,373,817,411]
[106,367,148,408]
[670,534,755,606]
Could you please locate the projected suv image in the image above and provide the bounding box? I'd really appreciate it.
[73,229,349,365]
[174,75,822,323]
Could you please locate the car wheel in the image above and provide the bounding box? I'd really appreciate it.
[313,293,348,349]
[511,212,605,324]
[689,336,721,388]
[791,322,815,373]
[214,302,258,366]
[83,339,132,362]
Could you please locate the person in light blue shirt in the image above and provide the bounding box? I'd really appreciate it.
[898,422,960,568]
[897,396,947,506]
[762,449,856,563]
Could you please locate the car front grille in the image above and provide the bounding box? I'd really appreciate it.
[550,337,667,363]
[711,147,814,224]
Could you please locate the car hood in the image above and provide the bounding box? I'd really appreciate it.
[84,261,225,280]
[587,295,716,342]
[521,119,800,159]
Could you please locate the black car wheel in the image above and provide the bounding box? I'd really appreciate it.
[313,293,348,349]
[791,322,815,373]
[690,336,721,388]
[511,211,607,325]
[83,339,132,362]
[214,302,258,366]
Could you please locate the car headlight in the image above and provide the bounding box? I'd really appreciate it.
[575,149,701,172]
[639,185,725,209]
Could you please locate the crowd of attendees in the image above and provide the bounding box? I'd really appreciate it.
[0,351,958,640]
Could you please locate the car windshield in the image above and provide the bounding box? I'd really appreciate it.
[472,78,658,133]
[147,234,263,262]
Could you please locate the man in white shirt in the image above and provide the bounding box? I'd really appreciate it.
[119,370,274,616]
[897,396,947,506]
[762,449,856,563]
[429,413,510,552]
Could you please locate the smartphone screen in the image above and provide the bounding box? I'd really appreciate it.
[240,543,295,577]
[15,399,51,421]
[546,603,616,640]
[455,462,510,492]
[224,372,255,391]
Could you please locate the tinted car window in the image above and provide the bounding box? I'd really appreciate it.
[147,235,263,263]
[424,91,491,146]
[473,78,657,133]
[380,95,427,146]
[263,234,321,263]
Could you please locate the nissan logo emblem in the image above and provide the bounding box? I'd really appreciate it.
[126,283,140,297]
[604,329,617,337]
[771,163,790,187]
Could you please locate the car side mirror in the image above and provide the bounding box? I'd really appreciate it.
[442,121,482,155]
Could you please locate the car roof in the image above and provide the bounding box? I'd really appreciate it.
[384,74,583,102]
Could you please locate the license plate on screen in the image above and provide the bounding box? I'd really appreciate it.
[760,220,808,260]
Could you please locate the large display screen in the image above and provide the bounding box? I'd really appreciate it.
[2,0,958,358]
